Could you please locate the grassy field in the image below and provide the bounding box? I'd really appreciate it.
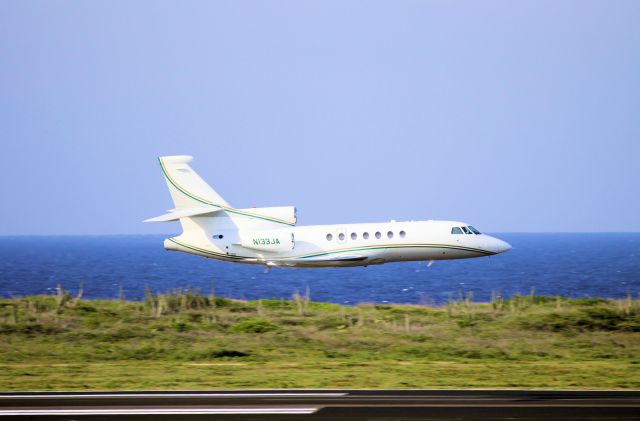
[1,288,639,390]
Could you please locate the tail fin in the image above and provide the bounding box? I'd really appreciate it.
[147,155,296,234]
[158,155,229,210]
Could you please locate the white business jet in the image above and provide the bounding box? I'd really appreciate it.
[146,156,511,269]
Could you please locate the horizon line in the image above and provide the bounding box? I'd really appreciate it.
[1,231,640,237]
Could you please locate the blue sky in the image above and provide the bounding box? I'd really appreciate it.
[1,1,639,235]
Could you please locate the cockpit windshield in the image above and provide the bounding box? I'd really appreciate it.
[451,226,482,235]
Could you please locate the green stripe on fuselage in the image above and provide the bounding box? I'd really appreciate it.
[168,238,494,263]
[298,244,495,259]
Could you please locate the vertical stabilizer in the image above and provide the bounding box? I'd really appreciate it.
[158,155,230,210]
[149,156,295,240]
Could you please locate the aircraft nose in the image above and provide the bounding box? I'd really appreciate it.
[486,236,512,254]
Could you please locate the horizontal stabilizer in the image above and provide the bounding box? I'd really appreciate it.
[144,206,222,222]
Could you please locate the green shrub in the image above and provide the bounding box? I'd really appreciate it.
[259,299,293,310]
[228,318,278,333]
[530,296,561,305]
[211,297,234,308]
[100,325,146,341]
[456,318,476,328]
[210,349,251,358]
[397,346,433,358]
[127,345,165,360]
[617,319,640,332]
[570,298,610,306]
[324,350,350,358]
[519,307,639,332]
[0,323,64,335]
[186,313,203,323]
[73,304,97,314]
[315,317,348,330]
[170,321,192,332]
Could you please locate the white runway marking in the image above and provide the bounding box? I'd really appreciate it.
[0,393,346,399]
[0,408,319,416]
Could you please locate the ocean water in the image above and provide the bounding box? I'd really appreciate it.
[0,233,638,305]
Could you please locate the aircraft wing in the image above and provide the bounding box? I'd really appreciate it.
[241,254,369,268]
[276,254,368,263]
[241,252,367,262]
[318,255,368,262]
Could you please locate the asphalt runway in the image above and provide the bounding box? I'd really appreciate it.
[0,390,639,420]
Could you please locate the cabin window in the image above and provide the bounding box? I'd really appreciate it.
[387,231,394,239]
[326,233,333,241]
[399,230,406,238]
[375,231,381,239]
[451,227,463,234]
[338,232,345,241]
[461,226,471,234]
[363,232,370,240]
[468,226,481,235]
[351,232,357,240]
